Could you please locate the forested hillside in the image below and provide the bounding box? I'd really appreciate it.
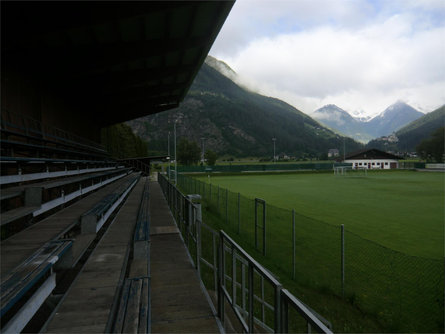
[128,57,362,159]
[366,105,445,152]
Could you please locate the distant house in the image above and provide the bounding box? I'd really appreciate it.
[344,148,401,169]
[328,149,339,158]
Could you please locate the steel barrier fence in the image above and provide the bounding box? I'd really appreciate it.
[171,172,444,333]
[158,173,332,334]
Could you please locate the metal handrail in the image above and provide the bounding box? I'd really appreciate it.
[218,230,282,333]
[281,289,333,334]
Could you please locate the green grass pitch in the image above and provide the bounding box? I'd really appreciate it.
[185,170,443,332]
[198,170,444,259]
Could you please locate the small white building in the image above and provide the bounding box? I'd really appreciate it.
[344,148,401,169]
[328,149,339,158]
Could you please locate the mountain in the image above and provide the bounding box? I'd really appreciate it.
[311,105,372,143]
[364,101,424,138]
[127,56,362,158]
[367,105,445,152]
[313,101,424,143]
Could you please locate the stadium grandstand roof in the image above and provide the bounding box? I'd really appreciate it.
[1,1,234,127]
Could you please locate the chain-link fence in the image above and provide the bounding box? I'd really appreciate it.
[177,162,351,173]
[175,173,444,333]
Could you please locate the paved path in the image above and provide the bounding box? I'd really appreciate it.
[149,181,221,333]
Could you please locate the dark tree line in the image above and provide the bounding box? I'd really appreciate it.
[416,127,444,162]
[101,123,148,159]
[177,138,218,165]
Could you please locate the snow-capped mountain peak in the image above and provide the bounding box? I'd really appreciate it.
[312,101,424,143]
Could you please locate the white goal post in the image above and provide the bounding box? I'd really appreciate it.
[334,166,367,176]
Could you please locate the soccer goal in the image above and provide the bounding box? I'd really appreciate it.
[334,166,367,177]
[334,166,351,175]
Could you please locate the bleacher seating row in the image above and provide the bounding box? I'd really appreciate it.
[112,277,150,333]
[0,172,146,332]
[1,240,73,333]
[1,111,152,333]
[134,180,150,261]
[1,109,108,160]
[107,178,151,333]
[1,165,132,241]
[1,167,130,212]
[39,178,151,333]
[1,156,119,186]
[80,174,140,234]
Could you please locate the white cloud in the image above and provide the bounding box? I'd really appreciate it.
[211,0,445,117]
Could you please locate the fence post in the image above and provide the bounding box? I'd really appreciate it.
[225,188,228,224]
[280,293,288,333]
[263,201,266,256]
[217,186,220,213]
[292,209,296,280]
[341,224,345,297]
[218,232,225,324]
[275,284,282,333]
[255,200,258,250]
[237,192,240,234]
[213,233,218,292]
[232,246,236,306]
[196,204,202,276]
[248,262,254,333]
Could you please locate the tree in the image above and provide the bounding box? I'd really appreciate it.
[204,149,218,166]
[101,123,148,158]
[416,127,444,162]
[177,138,201,165]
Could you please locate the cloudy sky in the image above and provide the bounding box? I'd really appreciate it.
[210,0,445,118]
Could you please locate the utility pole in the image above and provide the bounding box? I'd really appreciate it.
[272,137,276,163]
[201,137,205,163]
[168,131,170,180]
[174,121,177,185]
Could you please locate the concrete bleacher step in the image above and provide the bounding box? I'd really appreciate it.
[1,170,133,241]
[0,156,120,186]
[0,240,73,334]
[0,205,39,226]
[1,167,131,217]
[1,174,142,332]
[43,178,146,333]
[0,173,138,278]
[0,188,22,202]
[112,277,150,333]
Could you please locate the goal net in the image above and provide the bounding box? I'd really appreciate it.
[334,166,367,177]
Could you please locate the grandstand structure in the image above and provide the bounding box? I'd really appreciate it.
[2,2,333,333]
[1,1,234,332]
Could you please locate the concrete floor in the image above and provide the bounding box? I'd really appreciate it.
[149,181,222,334]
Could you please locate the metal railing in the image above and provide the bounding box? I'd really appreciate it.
[158,173,332,334]
[218,230,282,333]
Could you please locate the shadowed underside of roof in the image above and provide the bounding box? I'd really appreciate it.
[1,1,234,127]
